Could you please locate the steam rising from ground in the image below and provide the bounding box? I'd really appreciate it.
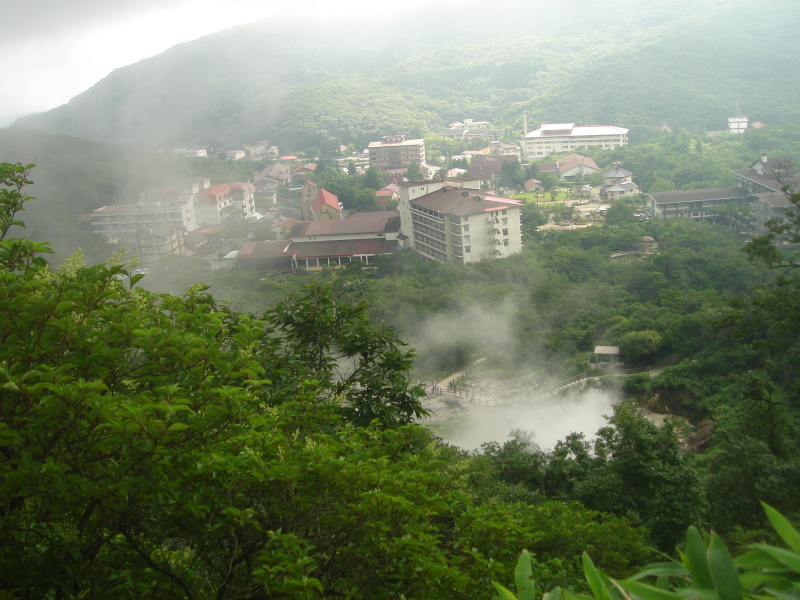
[408,291,619,451]
[431,388,617,452]
[411,299,519,375]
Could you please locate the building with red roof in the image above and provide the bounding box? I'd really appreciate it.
[301,181,342,221]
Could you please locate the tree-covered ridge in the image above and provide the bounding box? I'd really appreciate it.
[11,1,800,150]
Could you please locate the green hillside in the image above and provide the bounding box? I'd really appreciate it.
[13,0,800,152]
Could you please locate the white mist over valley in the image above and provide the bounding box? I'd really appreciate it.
[430,387,617,451]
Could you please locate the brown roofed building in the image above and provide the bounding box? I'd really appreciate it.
[397,180,523,263]
[537,154,601,180]
[237,210,401,271]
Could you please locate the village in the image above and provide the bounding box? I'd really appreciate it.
[77,105,796,278]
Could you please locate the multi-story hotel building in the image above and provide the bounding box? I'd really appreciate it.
[521,123,629,159]
[368,135,426,170]
[397,179,523,263]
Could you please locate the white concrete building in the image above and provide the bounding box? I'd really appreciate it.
[397,179,523,263]
[368,135,426,169]
[728,116,748,134]
[521,123,628,158]
[195,183,256,226]
[173,147,208,158]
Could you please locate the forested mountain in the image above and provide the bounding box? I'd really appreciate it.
[12,0,800,151]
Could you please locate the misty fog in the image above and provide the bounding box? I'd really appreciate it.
[429,385,617,452]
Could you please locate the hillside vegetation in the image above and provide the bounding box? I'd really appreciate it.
[12,0,800,152]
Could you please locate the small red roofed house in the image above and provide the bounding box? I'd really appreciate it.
[301,180,342,220]
[376,183,400,206]
[293,163,317,176]
[312,189,343,220]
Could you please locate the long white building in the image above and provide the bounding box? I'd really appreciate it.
[521,123,628,159]
[397,179,523,263]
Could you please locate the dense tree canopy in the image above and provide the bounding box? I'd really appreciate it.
[1,163,658,598]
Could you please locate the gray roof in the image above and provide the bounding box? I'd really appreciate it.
[752,191,794,208]
[732,168,787,192]
[647,187,751,205]
[290,215,400,237]
[604,167,633,178]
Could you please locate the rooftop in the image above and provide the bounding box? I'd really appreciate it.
[731,168,785,192]
[311,189,341,213]
[752,191,794,208]
[525,124,629,139]
[368,138,425,148]
[290,213,400,237]
[289,238,398,258]
[411,186,522,216]
[648,187,751,204]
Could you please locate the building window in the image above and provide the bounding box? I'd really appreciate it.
[463,224,469,232]
[502,209,507,215]
[503,239,509,246]
[502,218,508,225]
[463,215,468,221]
[463,235,470,243]
[503,228,508,236]
[465,246,471,253]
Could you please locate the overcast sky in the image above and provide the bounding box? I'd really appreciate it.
[0,0,430,123]
[0,1,289,120]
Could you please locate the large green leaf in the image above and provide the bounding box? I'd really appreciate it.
[763,503,800,554]
[764,587,800,600]
[735,549,791,571]
[515,549,537,600]
[707,533,743,600]
[684,526,714,589]
[584,553,613,600]
[618,579,683,600]
[494,581,520,600]
[755,545,800,575]
[543,586,564,600]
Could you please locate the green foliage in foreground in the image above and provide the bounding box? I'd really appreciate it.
[0,163,656,597]
[468,401,706,552]
[494,504,800,600]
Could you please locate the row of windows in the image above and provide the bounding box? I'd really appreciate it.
[416,233,447,254]
[414,222,446,242]
[416,242,448,262]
